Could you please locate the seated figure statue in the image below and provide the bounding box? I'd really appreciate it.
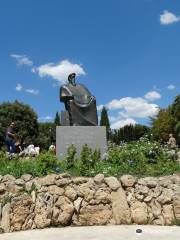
[60,73,98,126]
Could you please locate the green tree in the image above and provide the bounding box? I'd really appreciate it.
[100,106,110,139]
[110,124,149,144]
[35,122,55,150]
[0,101,38,148]
[171,95,180,144]
[171,95,180,121]
[151,108,176,142]
[54,111,61,126]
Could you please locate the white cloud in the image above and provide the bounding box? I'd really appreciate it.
[10,54,33,66]
[111,118,136,129]
[160,10,180,25]
[144,91,161,101]
[97,104,104,111]
[15,83,23,92]
[167,84,175,90]
[25,89,39,95]
[106,97,159,118]
[38,116,53,122]
[33,59,86,83]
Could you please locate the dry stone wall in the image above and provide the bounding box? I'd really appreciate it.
[0,173,180,233]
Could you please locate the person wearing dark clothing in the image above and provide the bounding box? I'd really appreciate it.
[5,122,16,154]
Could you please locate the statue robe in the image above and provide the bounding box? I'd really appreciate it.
[60,83,98,126]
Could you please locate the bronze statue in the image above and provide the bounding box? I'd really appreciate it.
[60,73,98,126]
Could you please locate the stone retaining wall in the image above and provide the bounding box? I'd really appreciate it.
[0,173,180,233]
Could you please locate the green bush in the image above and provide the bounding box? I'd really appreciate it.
[0,152,60,178]
[0,137,179,178]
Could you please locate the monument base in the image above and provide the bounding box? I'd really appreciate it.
[56,126,107,159]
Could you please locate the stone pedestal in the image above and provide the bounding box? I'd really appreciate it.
[56,126,107,159]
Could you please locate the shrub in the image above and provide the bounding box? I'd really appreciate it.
[0,152,60,178]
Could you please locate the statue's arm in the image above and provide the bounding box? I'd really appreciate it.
[60,86,74,102]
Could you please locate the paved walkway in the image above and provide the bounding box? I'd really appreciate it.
[1,225,180,240]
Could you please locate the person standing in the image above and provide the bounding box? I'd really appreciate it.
[167,133,176,149]
[5,122,16,154]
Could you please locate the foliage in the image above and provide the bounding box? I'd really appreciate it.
[54,111,61,126]
[0,138,179,178]
[60,137,180,177]
[0,152,60,178]
[0,101,38,149]
[172,217,180,226]
[171,95,180,121]
[100,106,110,139]
[64,145,77,169]
[151,95,180,145]
[151,108,176,142]
[35,122,55,150]
[171,95,180,144]
[110,124,150,144]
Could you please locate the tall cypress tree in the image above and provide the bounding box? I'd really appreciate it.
[100,106,110,139]
[54,111,61,126]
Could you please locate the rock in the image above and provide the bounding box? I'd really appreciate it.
[34,207,51,228]
[150,200,162,218]
[58,173,71,179]
[135,193,144,201]
[37,192,54,207]
[120,175,136,187]
[111,188,131,224]
[169,184,180,196]
[77,183,95,202]
[159,178,172,188]
[31,191,36,203]
[2,175,15,182]
[21,174,32,182]
[74,197,83,213]
[10,195,34,231]
[55,196,74,225]
[15,179,25,186]
[72,177,88,184]
[65,186,77,201]
[135,185,149,195]
[74,204,112,225]
[22,217,34,230]
[94,188,111,204]
[0,183,6,193]
[157,189,173,204]
[152,186,163,198]
[6,182,22,194]
[127,191,136,205]
[131,201,148,224]
[144,196,152,202]
[37,174,56,186]
[173,197,180,219]
[147,206,154,224]
[138,177,157,188]
[51,207,60,225]
[104,177,121,191]
[48,185,64,196]
[162,205,174,225]
[153,215,165,225]
[1,203,10,233]
[94,174,104,184]
[25,181,33,192]
[171,175,180,185]
[56,178,71,187]
[0,203,2,218]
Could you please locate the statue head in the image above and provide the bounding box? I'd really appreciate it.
[68,73,76,86]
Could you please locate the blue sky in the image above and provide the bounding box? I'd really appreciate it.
[0,0,180,128]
